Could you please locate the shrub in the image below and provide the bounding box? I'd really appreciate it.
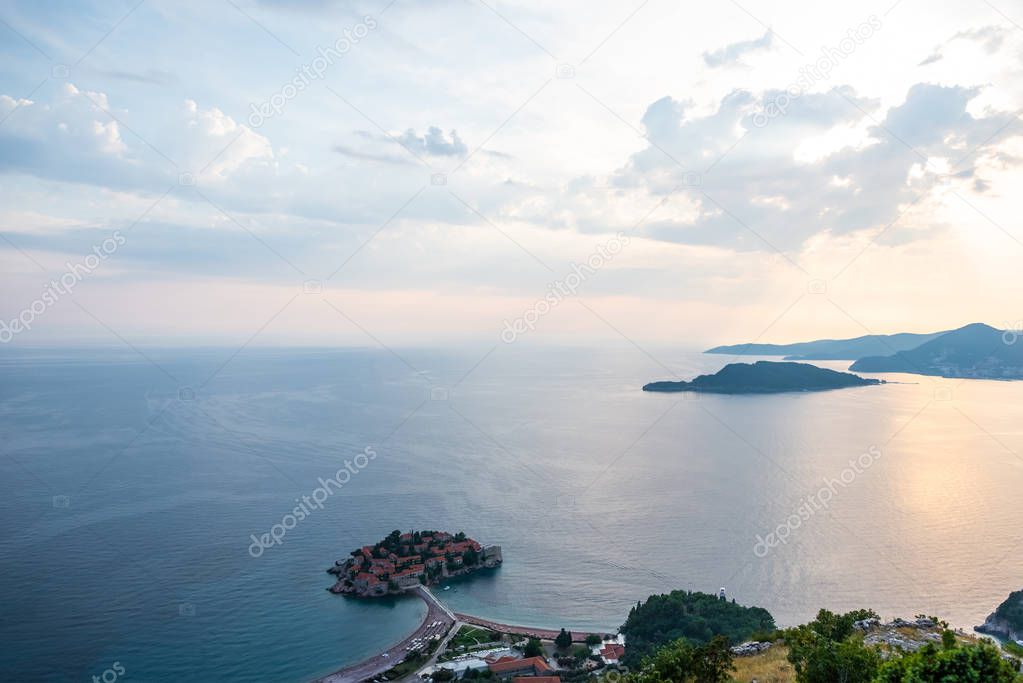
[876,641,1020,682]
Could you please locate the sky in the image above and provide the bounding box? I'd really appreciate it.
[1,0,1022,349]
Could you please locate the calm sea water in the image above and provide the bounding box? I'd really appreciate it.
[1,346,1021,682]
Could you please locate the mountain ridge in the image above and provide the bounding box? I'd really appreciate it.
[705,330,947,360]
[850,323,1023,379]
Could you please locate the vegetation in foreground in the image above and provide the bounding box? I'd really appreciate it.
[615,605,1022,683]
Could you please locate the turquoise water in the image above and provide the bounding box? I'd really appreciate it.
[1,346,1021,681]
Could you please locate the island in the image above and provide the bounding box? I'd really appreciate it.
[327,529,502,597]
[850,322,1023,379]
[643,360,883,394]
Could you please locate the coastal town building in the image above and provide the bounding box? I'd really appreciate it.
[328,530,503,596]
[599,643,625,665]
[488,656,553,678]
[433,658,490,676]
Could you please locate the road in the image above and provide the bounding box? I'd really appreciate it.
[453,613,608,642]
[314,587,454,683]
[313,587,613,682]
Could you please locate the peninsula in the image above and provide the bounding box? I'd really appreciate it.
[705,330,946,360]
[327,529,502,597]
[643,360,882,394]
[850,323,1023,379]
[977,589,1023,645]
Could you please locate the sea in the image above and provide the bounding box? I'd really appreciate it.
[1,345,1021,681]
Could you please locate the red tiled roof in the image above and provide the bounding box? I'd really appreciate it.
[489,657,551,675]
[393,566,424,579]
[600,644,625,659]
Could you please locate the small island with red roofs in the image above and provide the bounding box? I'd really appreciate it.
[327,529,503,597]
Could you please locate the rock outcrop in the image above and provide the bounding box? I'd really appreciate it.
[977,590,1023,642]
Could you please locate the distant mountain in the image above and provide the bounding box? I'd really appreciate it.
[642,360,882,394]
[705,331,947,360]
[850,323,1023,379]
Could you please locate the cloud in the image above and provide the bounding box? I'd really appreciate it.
[396,126,467,156]
[333,144,415,165]
[500,82,1022,252]
[182,99,275,180]
[0,85,274,190]
[0,83,148,189]
[93,68,177,86]
[919,25,1009,66]
[702,30,773,67]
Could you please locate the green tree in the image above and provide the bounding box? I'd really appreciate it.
[630,636,733,683]
[586,634,602,646]
[786,635,880,683]
[555,628,573,650]
[620,590,775,667]
[803,608,878,642]
[876,641,1019,682]
[940,629,956,650]
[523,638,543,658]
[431,668,454,681]
[784,608,883,683]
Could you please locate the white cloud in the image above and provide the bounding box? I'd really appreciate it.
[183,99,275,180]
[703,30,774,67]
[565,82,1023,250]
[3,0,1023,343]
[396,126,468,157]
